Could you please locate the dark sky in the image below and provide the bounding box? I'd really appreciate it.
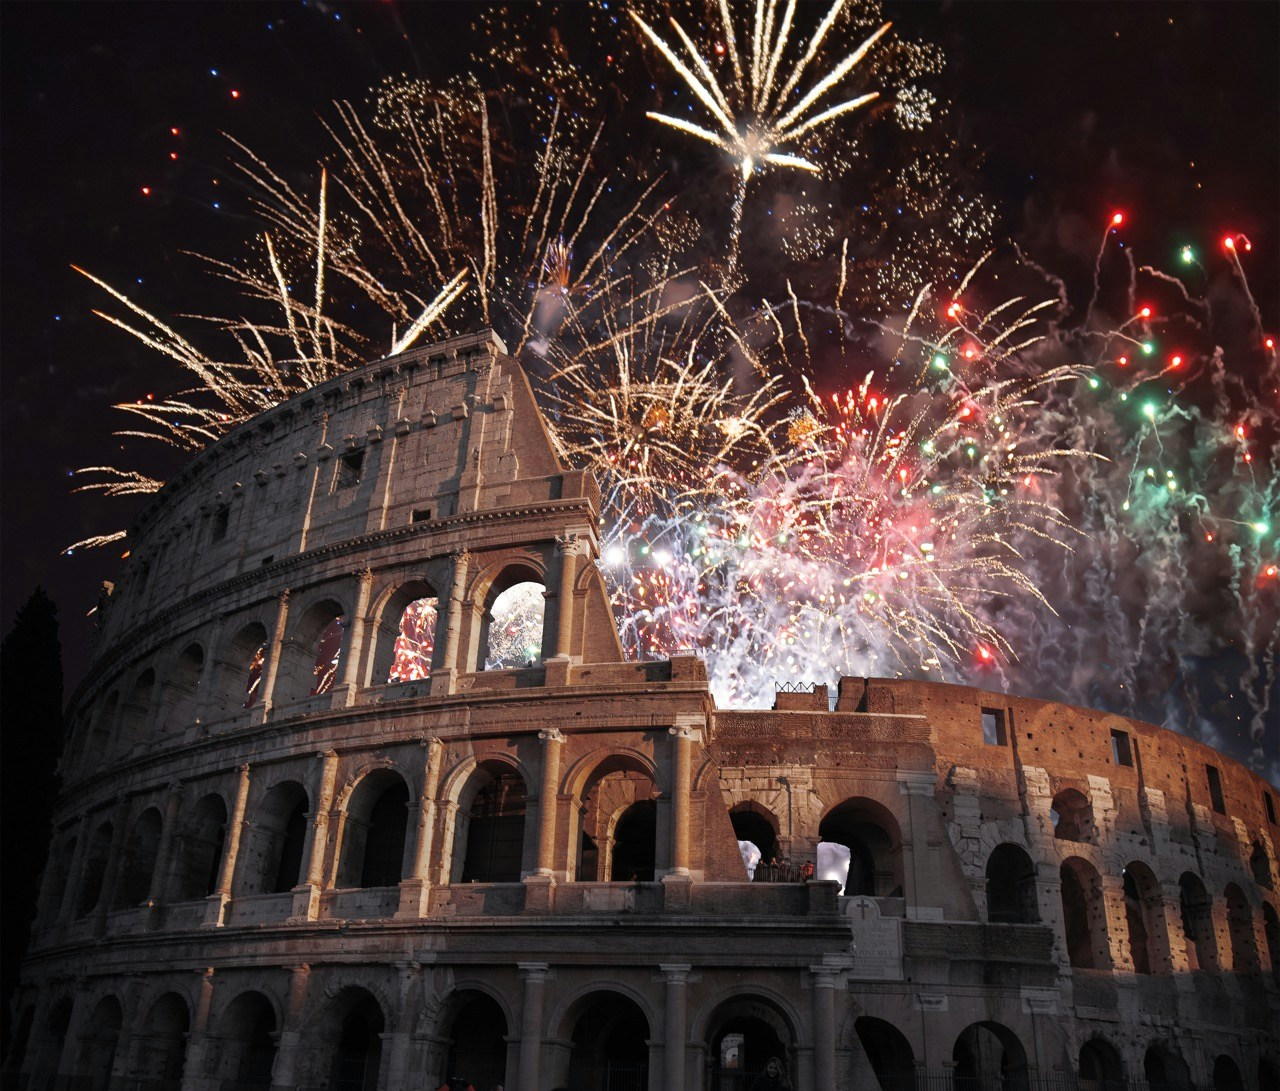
[3,0,1277,701]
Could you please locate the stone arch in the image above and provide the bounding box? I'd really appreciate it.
[30,997,73,1085]
[113,806,163,908]
[729,801,780,876]
[116,667,156,752]
[43,828,79,922]
[1263,901,1280,982]
[1078,1035,1125,1088]
[1179,871,1219,971]
[165,642,205,730]
[818,796,904,897]
[298,985,387,1091]
[75,818,114,917]
[240,779,309,895]
[213,989,278,1087]
[169,792,228,902]
[276,595,348,702]
[1121,861,1164,975]
[1050,787,1094,842]
[370,577,441,684]
[334,766,410,889]
[1212,1054,1244,1091]
[81,691,117,771]
[1143,1040,1193,1090]
[73,995,123,1085]
[474,559,547,670]
[570,751,661,882]
[952,1021,1029,1089]
[1260,1057,1280,1091]
[985,843,1039,924]
[852,1015,916,1090]
[1060,856,1110,969]
[127,991,189,1085]
[1224,882,1259,973]
[700,992,800,1091]
[437,987,510,1089]
[1251,841,1273,890]
[554,987,653,1091]
[222,620,270,711]
[448,758,529,884]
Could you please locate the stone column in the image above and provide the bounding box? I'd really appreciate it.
[660,964,690,1091]
[293,751,340,920]
[94,797,132,934]
[179,968,217,1091]
[206,764,251,926]
[147,783,186,910]
[190,616,225,727]
[668,726,694,876]
[524,729,566,913]
[383,963,420,1091]
[1100,873,1132,972]
[896,770,937,918]
[810,966,838,1091]
[269,964,311,1089]
[552,534,580,660]
[337,567,374,699]
[432,550,471,695]
[259,590,291,714]
[517,962,551,1091]
[398,738,444,918]
[55,981,91,1080]
[110,975,146,1085]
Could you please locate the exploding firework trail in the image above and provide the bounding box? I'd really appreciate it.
[631,0,888,263]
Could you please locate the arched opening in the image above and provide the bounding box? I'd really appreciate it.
[117,669,156,751]
[73,996,122,1090]
[818,798,902,897]
[1143,1042,1192,1090]
[612,801,658,882]
[575,756,659,883]
[1250,842,1273,890]
[31,998,73,1085]
[1224,883,1259,973]
[216,991,277,1088]
[1078,1037,1125,1090]
[129,992,189,1086]
[1060,857,1108,969]
[277,600,346,703]
[223,622,269,710]
[853,1016,916,1090]
[83,692,117,770]
[481,570,546,670]
[336,770,409,889]
[565,991,650,1091]
[952,1022,1028,1091]
[7,1005,34,1076]
[1212,1055,1244,1091]
[441,991,508,1090]
[242,781,309,895]
[706,995,794,1091]
[166,643,204,729]
[374,582,440,683]
[1050,788,1093,842]
[1121,863,1162,975]
[113,808,163,909]
[170,794,227,902]
[75,820,114,917]
[458,762,528,883]
[328,992,385,1091]
[1263,902,1280,983]
[985,844,1038,924]
[1179,871,1219,971]
[310,614,347,696]
[1260,1058,1280,1091]
[45,833,78,922]
[729,803,778,879]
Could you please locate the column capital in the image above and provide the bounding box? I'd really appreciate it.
[668,724,701,743]
[538,727,566,744]
[517,962,553,982]
[658,963,692,984]
[275,588,291,605]
[809,965,840,986]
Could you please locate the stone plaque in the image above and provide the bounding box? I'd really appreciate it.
[845,896,903,980]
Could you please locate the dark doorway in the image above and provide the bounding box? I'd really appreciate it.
[462,767,528,882]
[444,992,508,1090]
[566,992,650,1091]
[611,800,657,882]
[329,995,385,1091]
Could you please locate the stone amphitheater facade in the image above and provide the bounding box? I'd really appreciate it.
[7,331,1279,1091]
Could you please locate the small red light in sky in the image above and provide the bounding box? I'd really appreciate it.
[1118,355,1128,366]
[140,186,152,196]
[170,127,180,136]
[1236,425,1246,438]
[169,152,178,160]
[1266,565,1278,578]
[230,89,241,99]
[1266,338,1275,350]
[959,406,971,418]
[1205,533,1214,543]
[1169,355,1182,368]
[1138,306,1152,318]
[947,302,960,318]
[1223,235,1235,250]
[1111,212,1124,226]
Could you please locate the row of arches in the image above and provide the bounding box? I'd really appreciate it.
[68,565,554,774]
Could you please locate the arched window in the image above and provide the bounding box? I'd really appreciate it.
[130,993,189,1086]
[1144,1043,1193,1090]
[953,1022,1028,1090]
[1224,883,1259,973]
[82,692,117,772]
[986,844,1038,924]
[1212,1055,1244,1091]
[329,993,385,1091]
[166,643,204,729]
[1050,788,1093,842]
[1264,902,1280,983]
[310,615,346,695]
[242,781,309,895]
[1179,871,1219,971]
[113,808,163,909]
[459,763,528,883]
[336,771,409,889]
[706,995,794,1091]
[1251,842,1273,890]
[1060,858,1109,969]
[853,1016,915,1089]
[118,669,156,752]
[216,992,277,1088]
[442,991,508,1091]
[565,991,650,1091]
[372,582,440,684]
[481,571,546,670]
[170,794,227,902]
[44,833,78,923]
[75,821,114,917]
[1079,1037,1125,1090]
[729,803,778,880]
[611,800,657,882]
[221,622,269,710]
[74,997,123,1082]
[574,756,659,883]
[277,600,346,703]
[1121,862,1162,975]
[818,799,902,897]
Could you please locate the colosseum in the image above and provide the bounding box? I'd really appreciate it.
[7,330,1279,1091]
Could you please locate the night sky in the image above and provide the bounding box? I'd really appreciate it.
[2,2,1276,768]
